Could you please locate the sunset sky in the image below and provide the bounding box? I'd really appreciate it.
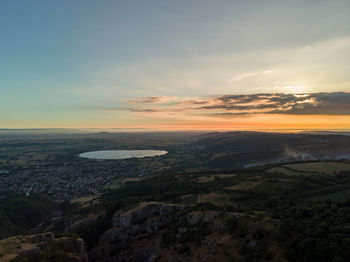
[1,1,350,130]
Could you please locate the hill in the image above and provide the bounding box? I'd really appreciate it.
[63,164,350,262]
[2,131,350,261]
[186,132,350,169]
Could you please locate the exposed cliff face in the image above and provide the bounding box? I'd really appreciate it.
[0,232,88,262]
[103,202,185,241]
[65,216,98,233]
[89,202,186,262]
[88,202,287,262]
[3,202,285,262]
[113,202,185,227]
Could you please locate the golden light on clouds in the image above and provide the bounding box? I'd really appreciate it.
[1,1,350,129]
[284,86,306,93]
[109,114,350,131]
[75,92,350,131]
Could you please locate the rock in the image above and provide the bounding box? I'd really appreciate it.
[214,221,225,231]
[248,240,257,247]
[133,246,158,262]
[76,238,87,255]
[160,203,183,216]
[65,217,96,233]
[20,247,41,255]
[190,213,204,225]
[1,232,88,262]
[28,232,55,243]
[103,202,184,243]
[178,227,187,234]
[116,215,133,227]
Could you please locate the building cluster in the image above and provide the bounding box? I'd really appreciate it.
[0,159,151,201]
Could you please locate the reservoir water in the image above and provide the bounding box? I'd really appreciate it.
[79,150,168,160]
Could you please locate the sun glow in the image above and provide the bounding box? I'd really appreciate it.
[284,85,306,93]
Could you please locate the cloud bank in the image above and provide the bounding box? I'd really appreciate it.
[124,92,350,117]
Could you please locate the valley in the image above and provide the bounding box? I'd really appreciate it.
[1,131,350,261]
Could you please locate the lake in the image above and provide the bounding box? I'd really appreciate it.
[78,150,168,160]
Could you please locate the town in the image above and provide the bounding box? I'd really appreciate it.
[0,159,152,201]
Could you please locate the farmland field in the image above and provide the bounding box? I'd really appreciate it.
[268,167,307,176]
[285,161,350,175]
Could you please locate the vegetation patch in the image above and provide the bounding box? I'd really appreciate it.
[0,194,51,240]
[285,161,350,175]
[197,174,236,183]
[268,167,307,176]
[225,180,262,190]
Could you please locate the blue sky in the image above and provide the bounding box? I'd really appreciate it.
[1,1,350,129]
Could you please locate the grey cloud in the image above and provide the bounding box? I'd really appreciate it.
[183,92,350,115]
[104,92,350,116]
[271,92,350,115]
[130,108,160,113]
[202,92,350,115]
[130,96,170,104]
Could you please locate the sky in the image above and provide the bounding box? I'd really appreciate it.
[1,0,350,130]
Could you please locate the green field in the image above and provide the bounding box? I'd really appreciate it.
[307,188,350,201]
[268,161,350,176]
[103,177,144,190]
[268,167,307,176]
[285,161,350,175]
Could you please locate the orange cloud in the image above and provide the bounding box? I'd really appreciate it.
[122,92,350,117]
[124,114,350,131]
[128,96,175,104]
[85,92,350,131]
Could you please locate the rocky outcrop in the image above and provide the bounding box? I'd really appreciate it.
[89,202,186,262]
[188,211,216,226]
[89,204,242,262]
[113,202,184,227]
[65,216,97,233]
[76,238,87,255]
[101,202,185,242]
[28,231,55,243]
[0,232,88,262]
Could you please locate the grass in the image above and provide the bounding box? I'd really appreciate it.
[285,162,350,175]
[103,179,121,190]
[199,192,231,207]
[122,177,143,183]
[268,161,350,176]
[197,174,236,183]
[179,191,232,207]
[179,194,198,204]
[307,188,350,201]
[225,181,262,190]
[268,167,307,176]
[71,195,97,204]
[103,177,144,190]
[0,236,37,262]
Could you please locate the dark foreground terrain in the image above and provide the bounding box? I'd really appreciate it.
[1,131,350,262]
